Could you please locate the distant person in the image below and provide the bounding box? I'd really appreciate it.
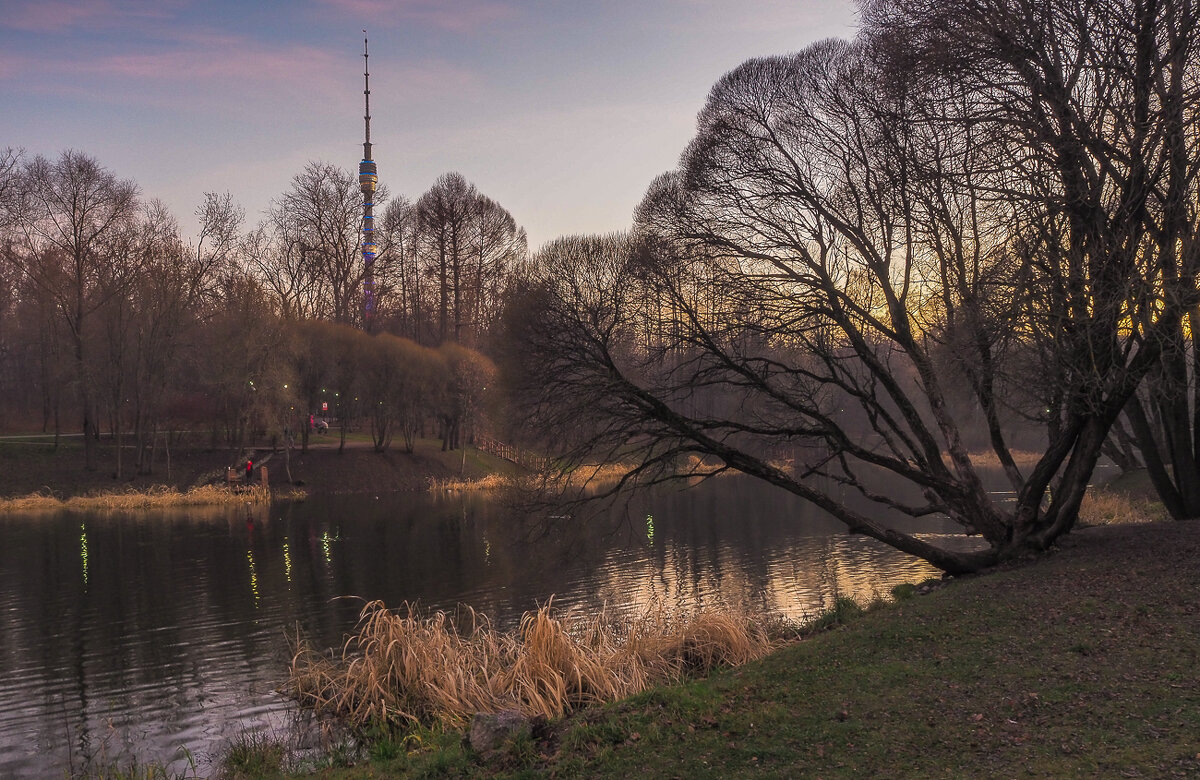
[245,460,253,484]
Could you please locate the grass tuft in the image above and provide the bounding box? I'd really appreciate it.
[219,731,286,778]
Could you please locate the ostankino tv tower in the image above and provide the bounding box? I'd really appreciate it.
[359,32,378,331]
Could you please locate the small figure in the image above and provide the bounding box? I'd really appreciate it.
[245,459,253,484]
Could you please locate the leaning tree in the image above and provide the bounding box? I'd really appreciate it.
[509,0,1200,573]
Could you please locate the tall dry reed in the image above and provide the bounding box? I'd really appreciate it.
[287,600,773,731]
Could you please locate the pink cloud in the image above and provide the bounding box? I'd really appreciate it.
[0,52,22,80]
[3,0,178,33]
[317,0,517,33]
[84,45,478,101]
[93,46,342,89]
[4,0,112,32]
[22,34,480,112]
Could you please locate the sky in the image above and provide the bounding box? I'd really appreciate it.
[2,0,860,250]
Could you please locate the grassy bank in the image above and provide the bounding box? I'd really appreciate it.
[254,516,1199,779]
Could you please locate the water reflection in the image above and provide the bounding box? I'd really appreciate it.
[0,476,959,776]
[79,521,89,588]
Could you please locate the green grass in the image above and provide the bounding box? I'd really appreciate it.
[221,732,287,778]
[278,520,1200,779]
[416,438,523,481]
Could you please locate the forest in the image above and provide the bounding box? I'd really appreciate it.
[0,154,516,475]
[3,0,1200,575]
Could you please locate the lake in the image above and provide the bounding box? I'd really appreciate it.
[0,476,960,776]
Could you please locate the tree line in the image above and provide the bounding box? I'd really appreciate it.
[0,149,506,472]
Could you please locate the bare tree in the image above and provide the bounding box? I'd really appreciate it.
[271,161,375,325]
[411,174,527,346]
[194,192,244,285]
[416,173,474,343]
[9,151,139,470]
[376,196,423,339]
[510,0,1200,574]
[125,196,232,474]
[467,195,527,347]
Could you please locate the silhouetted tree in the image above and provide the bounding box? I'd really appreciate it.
[510,0,1200,573]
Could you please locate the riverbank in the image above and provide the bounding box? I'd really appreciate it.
[0,435,517,503]
[283,517,1199,778]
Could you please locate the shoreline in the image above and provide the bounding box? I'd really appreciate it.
[0,436,518,507]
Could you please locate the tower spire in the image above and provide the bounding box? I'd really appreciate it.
[363,32,372,156]
[359,31,378,330]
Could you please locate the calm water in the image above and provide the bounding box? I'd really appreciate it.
[0,476,960,776]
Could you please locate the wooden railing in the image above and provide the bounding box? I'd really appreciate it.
[475,434,550,472]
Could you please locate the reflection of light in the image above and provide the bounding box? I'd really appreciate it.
[321,530,336,564]
[483,537,491,566]
[247,549,260,608]
[80,522,89,587]
[283,537,292,583]
[588,529,943,625]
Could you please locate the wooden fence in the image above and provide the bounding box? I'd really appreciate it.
[474,433,550,472]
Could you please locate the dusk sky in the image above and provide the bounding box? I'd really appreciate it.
[3,0,859,249]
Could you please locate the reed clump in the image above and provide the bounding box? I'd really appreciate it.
[287,600,774,732]
[0,484,271,514]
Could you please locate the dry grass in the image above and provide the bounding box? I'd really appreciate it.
[429,473,512,492]
[939,449,1045,469]
[0,484,272,514]
[1078,488,1167,526]
[563,458,729,489]
[562,463,636,488]
[286,600,774,731]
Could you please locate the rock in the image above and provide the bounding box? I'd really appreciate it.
[469,709,531,754]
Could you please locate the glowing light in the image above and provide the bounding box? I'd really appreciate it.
[282,536,292,583]
[646,514,655,545]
